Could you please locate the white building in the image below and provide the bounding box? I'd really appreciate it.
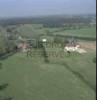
[42,39,47,42]
[64,44,87,54]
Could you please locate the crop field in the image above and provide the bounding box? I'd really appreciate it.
[0,24,96,100]
[54,27,96,38]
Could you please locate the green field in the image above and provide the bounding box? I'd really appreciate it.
[53,27,96,38]
[18,25,96,38]
[0,25,96,38]
[0,48,96,100]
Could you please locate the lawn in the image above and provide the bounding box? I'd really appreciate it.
[0,47,96,100]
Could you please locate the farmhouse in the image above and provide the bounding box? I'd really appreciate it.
[17,42,29,52]
[64,44,87,54]
[17,36,38,52]
[64,43,80,51]
[64,39,87,53]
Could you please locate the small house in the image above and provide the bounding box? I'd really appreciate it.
[17,42,29,52]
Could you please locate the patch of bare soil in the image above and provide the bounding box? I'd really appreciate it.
[79,41,96,51]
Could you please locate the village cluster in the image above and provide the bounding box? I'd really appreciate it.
[17,36,87,55]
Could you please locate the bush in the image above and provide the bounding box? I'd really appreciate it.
[0,62,2,69]
[93,57,96,63]
[54,36,63,44]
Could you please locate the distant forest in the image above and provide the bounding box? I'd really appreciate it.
[0,14,96,27]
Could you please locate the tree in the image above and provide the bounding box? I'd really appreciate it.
[0,36,7,55]
[6,28,12,33]
[45,30,50,36]
[0,62,2,69]
[54,36,63,44]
